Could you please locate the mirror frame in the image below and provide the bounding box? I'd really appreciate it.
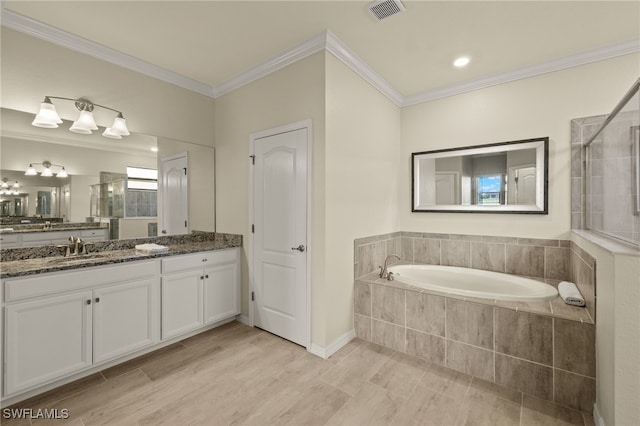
[411,137,549,214]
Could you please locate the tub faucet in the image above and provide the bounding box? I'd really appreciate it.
[379,254,400,280]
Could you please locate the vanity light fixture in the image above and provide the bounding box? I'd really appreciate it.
[32,96,130,138]
[24,161,69,178]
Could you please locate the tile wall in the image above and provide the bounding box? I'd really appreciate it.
[353,232,596,412]
[571,113,640,245]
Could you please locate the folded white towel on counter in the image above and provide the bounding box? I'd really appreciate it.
[558,281,585,307]
[135,243,169,254]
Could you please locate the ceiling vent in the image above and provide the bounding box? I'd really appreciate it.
[367,0,406,21]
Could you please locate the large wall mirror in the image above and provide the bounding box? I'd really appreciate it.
[412,137,549,214]
[1,107,215,241]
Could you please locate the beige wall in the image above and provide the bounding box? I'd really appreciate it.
[214,52,327,344]
[325,54,401,343]
[399,53,640,239]
[215,52,402,348]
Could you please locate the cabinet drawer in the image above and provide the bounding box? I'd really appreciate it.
[4,260,159,302]
[161,248,238,273]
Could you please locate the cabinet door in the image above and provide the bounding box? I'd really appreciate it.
[161,271,203,340]
[4,291,93,396]
[93,278,160,364]
[203,262,239,325]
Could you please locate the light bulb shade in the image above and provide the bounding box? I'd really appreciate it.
[25,164,37,176]
[69,110,98,133]
[32,101,63,128]
[102,127,122,139]
[56,167,69,178]
[41,167,53,177]
[0,181,7,189]
[12,182,20,189]
[110,116,130,136]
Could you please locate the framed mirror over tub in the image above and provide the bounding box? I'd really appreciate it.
[412,137,549,214]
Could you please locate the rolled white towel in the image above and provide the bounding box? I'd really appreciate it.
[558,281,585,307]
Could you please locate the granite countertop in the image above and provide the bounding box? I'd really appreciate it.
[0,222,109,234]
[0,231,242,279]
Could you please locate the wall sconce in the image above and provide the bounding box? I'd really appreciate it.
[32,96,130,139]
[25,161,69,178]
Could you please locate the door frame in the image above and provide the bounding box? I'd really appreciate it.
[248,119,312,351]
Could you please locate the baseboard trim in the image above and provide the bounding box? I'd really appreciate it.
[593,403,605,426]
[308,328,355,359]
[235,314,250,326]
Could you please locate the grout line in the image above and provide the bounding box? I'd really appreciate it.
[552,317,556,403]
[519,392,525,426]
[493,307,497,382]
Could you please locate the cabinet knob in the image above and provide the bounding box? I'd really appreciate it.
[86,299,92,305]
[202,258,207,262]
[200,276,204,280]
[205,274,209,279]
[95,297,100,303]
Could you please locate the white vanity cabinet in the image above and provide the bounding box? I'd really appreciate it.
[4,291,93,396]
[161,248,240,340]
[3,260,160,397]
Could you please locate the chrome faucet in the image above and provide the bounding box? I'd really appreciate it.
[379,254,400,280]
[68,236,84,256]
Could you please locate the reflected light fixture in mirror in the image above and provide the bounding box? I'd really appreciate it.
[32,96,129,138]
[25,161,68,178]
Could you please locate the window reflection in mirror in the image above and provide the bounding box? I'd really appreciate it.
[412,137,548,214]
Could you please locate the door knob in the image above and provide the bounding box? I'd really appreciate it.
[291,244,306,252]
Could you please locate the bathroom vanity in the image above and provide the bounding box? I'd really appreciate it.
[0,232,241,405]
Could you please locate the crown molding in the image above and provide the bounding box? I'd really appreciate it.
[403,38,640,107]
[3,5,638,108]
[213,31,327,98]
[0,8,215,98]
[325,30,404,107]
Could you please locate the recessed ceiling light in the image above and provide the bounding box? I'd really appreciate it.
[453,56,471,68]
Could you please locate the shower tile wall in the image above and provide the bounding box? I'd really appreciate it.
[572,111,640,244]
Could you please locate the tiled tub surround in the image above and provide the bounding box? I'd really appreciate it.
[353,232,596,413]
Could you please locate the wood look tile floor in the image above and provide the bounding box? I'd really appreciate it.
[4,322,594,426]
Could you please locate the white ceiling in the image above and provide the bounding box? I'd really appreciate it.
[3,1,640,103]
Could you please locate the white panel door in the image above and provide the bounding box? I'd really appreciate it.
[93,278,159,364]
[253,127,308,346]
[508,166,536,205]
[160,153,188,236]
[5,291,93,396]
